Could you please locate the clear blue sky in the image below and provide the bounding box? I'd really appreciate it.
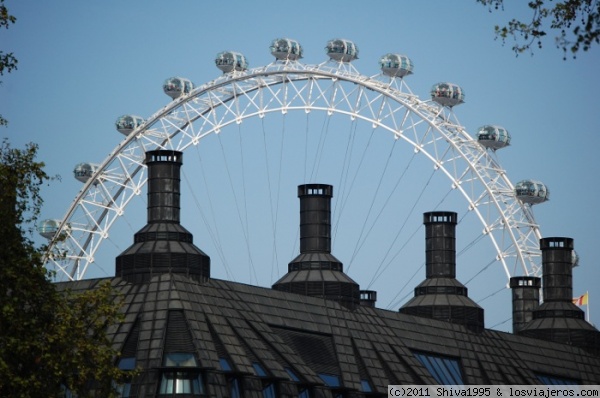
[3,1,599,332]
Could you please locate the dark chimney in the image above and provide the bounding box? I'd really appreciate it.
[115,150,210,284]
[424,211,457,279]
[541,237,574,302]
[510,276,541,334]
[299,184,333,254]
[146,151,182,223]
[399,211,484,333]
[272,184,360,310]
[518,237,600,354]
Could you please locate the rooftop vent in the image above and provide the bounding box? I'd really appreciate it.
[518,238,600,354]
[115,150,210,284]
[399,211,484,333]
[272,184,360,310]
[360,290,377,307]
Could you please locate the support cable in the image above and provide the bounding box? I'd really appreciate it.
[334,127,377,235]
[217,134,259,285]
[237,123,255,284]
[464,257,497,286]
[261,117,279,283]
[184,156,234,281]
[385,261,425,310]
[347,139,399,272]
[332,118,358,244]
[309,111,332,182]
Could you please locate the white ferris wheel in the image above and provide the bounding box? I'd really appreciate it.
[39,38,549,309]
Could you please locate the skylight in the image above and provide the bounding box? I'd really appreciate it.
[413,351,464,385]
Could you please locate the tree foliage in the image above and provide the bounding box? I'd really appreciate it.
[0,139,130,398]
[478,0,600,58]
[1,0,18,126]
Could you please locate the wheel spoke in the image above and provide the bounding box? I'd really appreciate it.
[43,58,542,302]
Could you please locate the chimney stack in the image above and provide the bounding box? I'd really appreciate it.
[518,238,599,355]
[399,211,484,332]
[540,237,574,302]
[272,184,360,310]
[298,184,334,255]
[146,150,182,224]
[510,276,541,334]
[116,150,210,284]
[424,211,457,279]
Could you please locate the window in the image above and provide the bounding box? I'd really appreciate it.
[115,357,136,397]
[413,351,464,385]
[115,382,132,398]
[297,389,311,398]
[118,357,136,370]
[317,373,341,387]
[229,378,241,398]
[164,353,197,367]
[252,362,268,377]
[158,353,205,396]
[159,371,205,395]
[219,357,232,371]
[285,368,311,398]
[360,379,373,393]
[252,362,277,398]
[537,374,579,385]
[285,367,300,382]
[60,385,76,398]
[262,384,276,398]
[220,357,241,398]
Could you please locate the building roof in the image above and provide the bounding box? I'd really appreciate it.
[57,152,600,396]
[62,274,600,396]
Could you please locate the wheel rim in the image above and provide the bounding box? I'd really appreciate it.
[43,59,542,307]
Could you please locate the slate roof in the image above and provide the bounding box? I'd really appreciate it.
[61,274,600,397]
[57,153,600,397]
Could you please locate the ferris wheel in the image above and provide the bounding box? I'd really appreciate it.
[39,38,548,302]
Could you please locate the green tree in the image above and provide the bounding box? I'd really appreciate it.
[0,139,130,397]
[478,0,600,58]
[1,0,18,126]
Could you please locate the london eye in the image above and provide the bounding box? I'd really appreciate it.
[40,38,547,319]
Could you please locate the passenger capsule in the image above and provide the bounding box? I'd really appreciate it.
[379,53,414,78]
[476,125,511,150]
[73,162,99,184]
[515,180,549,205]
[163,77,194,100]
[325,39,359,62]
[38,219,61,240]
[116,115,144,136]
[431,82,465,107]
[572,250,580,267]
[270,38,303,61]
[215,51,248,73]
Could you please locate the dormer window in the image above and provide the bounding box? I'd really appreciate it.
[115,356,136,397]
[285,367,311,398]
[252,362,277,398]
[219,357,241,398]
[537,373,579,385]
[158,353,205,396]
[413,351,464,385]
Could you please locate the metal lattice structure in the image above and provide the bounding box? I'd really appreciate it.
[43,58,542,282]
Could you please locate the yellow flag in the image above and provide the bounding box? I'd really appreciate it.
[572,292,588,306]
